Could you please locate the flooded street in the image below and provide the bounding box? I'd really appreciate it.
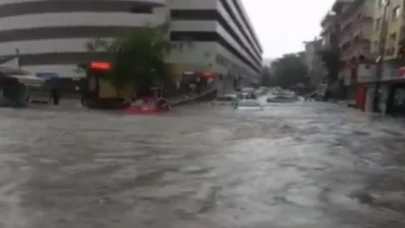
[0,101,405,227]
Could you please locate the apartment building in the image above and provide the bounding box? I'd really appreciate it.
[336,0,375,109]
[303,39,327,86]
[0,0,262,87]
[368,0,405,114]
[371,0,404,61]
[319,1,356,99]
[319,0,376,109]
[320,10,340,53]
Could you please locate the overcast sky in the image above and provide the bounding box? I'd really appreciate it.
[242,0,335,59]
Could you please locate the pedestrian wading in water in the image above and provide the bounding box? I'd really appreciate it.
[51,88,60,105]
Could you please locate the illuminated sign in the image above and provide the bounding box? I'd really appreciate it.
[90,61,111,70]
[201,72,214,78]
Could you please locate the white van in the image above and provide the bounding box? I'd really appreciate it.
[0,67,49,104]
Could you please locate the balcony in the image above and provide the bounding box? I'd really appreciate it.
[340,15,373,33]
[340,41,371,62]
[318,37,338,51]
[321,11,336,27]
[321,26,333,36]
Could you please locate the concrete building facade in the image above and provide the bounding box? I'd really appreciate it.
[319,1,355,100]
[337,0,375,107]
[320,0,377,109]
[0,0,262,86]
[303,39,327,86]
[367,0,405,115]
[320,0,405,114]
[320,11,338,50]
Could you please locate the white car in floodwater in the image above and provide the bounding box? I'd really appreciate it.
[211,94,237,106]
[235,99,263,110]
[234,92,262,110]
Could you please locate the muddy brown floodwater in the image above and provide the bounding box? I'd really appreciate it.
[0,101,405,228]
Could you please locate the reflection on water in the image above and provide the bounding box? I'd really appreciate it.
[0,101,404,227]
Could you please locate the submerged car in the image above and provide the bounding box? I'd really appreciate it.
[211,94,237,106]
[266,90,298,103]
[233,91,260,108]
[266,95,298,103]
[235,99,263,110]
[237,91,257,100]
[125,97,170,114]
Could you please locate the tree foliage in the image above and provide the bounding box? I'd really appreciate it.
[270,53,308,88]
[260,66,274,86]
[83,24,192,96]
[318,49,340,82]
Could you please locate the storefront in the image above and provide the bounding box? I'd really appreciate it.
[385,66,405,116]
[386,82,405,116]
[180,71,215,94]
[83,61,132,109]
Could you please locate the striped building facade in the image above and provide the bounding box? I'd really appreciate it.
[168,0,263,86]
[0,0,262,84]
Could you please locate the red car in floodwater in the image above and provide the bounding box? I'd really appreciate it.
[125,96,170,114]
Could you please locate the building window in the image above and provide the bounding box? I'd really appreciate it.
[393,6,401,20]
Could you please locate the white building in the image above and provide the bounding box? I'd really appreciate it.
[303,39,326,86]
[0,0,262,84]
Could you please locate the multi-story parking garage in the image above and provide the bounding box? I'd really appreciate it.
[0,0,166,78]
[168,0,263,88]
[0,0,262,85]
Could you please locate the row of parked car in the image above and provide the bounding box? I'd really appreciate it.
[211,87,263,110]
[211,87,300,110]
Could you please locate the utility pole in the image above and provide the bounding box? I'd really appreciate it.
[373,0,390,112]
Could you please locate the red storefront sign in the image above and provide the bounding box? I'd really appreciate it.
[90,61,111,71]
[356,84,367,111]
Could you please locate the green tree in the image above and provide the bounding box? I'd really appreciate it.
[271,53,308,88]
[261,66,274,86]
[110,26,172,96]
[83,23,192,97]
[318,49,340,82]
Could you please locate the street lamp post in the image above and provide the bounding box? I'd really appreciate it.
[373,0,390,112]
